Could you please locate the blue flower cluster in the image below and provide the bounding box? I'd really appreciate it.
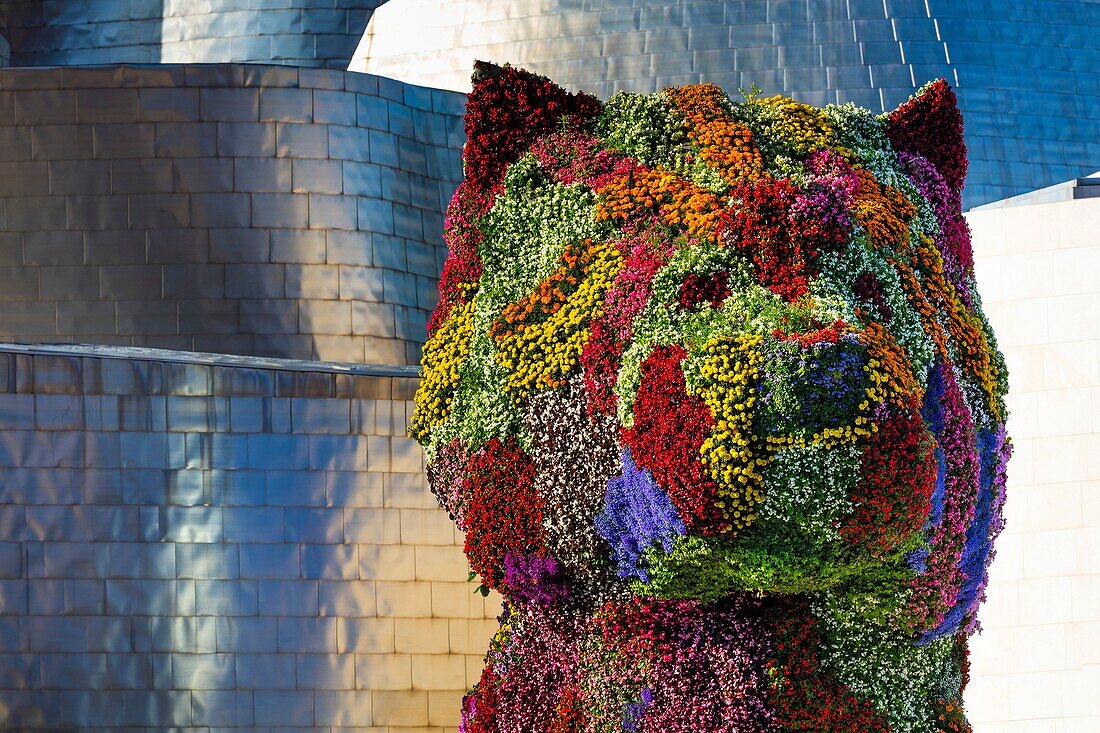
[595,450,686,581]
[910,361,949,575]
[622,688,653,733]
[757,336,869,439]
[929,425,1008,638]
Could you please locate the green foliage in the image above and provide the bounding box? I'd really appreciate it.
[633,534,916,601]
[756,444,861,550]
[615,244,814,427]
[738,82,763,103]
[442,325,523,449]
[813,241,936,389]
[826,102,894,160]
[727,97,812,167]
[596,91,688,171]
[596,91,729,192]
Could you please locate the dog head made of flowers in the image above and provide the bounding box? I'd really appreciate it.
[412,62,1009,731]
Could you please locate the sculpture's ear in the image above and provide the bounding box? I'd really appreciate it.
[463,60,602,187]
[885,79,968,193]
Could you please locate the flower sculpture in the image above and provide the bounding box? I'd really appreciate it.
[412,61,1010,733]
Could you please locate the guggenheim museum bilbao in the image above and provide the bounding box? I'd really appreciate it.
[0,0,1098,730]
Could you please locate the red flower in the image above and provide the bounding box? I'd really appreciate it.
[841,406,937,556]
[722,176,851,302]
[767,598,890,733]
[464,61,601,189]
[429,180,498,335]
[622,345,726,531]
[886,79,968,194]
[677,271,732,310]
[581,224,674,415]
[461,437,546,589]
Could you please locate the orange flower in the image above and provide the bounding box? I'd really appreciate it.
[852,168,917,251]
[492,238,622,401]
[891,257,951,359]
[595,164,725,242]
[914,236,1003,421]
[859,321,923,408]
[666,83,764,186]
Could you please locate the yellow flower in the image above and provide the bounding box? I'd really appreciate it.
[490,238,622,402]
[409,299,476,443]
[666,83,764,186]
[691,334,768,531]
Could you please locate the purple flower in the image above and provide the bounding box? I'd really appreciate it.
[502,551,571,605]
[459,693,477,733]
[898,151,975,304]
[796,150,858,228]
[622,688,652,733]
[933,423,1011,636]
[914,360,982,643]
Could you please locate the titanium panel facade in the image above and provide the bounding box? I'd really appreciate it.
[0,0,385,69]
[0,343,489,731]
[355,0,1100,208]
[0,64,465,366]
[0,3,487,731]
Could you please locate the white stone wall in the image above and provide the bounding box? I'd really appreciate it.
[965,194,1100,731]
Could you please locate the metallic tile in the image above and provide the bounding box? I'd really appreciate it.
[217,121,276,157]
[299,543,359,580]
[259,579,319,617]
[0,66,464,364]
[238,543,298,579]
[222,506,286,544]
[253,688,315,726]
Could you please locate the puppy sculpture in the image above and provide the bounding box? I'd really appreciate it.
[412,61,1010,733]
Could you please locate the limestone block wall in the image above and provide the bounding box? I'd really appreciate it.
[355,0,1100,207]
[964,186,1100,730]
[0,343,497,732]
[0,0,385,68]
[0,63,465,366]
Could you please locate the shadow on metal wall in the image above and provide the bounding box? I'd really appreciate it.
[0,1,165,66]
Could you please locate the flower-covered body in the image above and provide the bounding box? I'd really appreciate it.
[414,62,1010,733]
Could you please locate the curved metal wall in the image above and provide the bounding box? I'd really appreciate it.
[160,0,387,69]
[0,0,163,65]
[0,63,464,365]
[354,0,1100,207]
[0,0,385,68]
[0,343,491,731]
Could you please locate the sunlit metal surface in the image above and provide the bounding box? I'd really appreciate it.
[0,342,421,378]
[0,0,387,69]
[0,63,465,365]
[355,0,1100,208]
[0,344,436,729]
